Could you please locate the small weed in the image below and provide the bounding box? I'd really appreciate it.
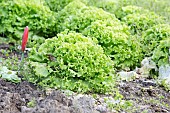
[159,95,165,99]
[27,98,36,108]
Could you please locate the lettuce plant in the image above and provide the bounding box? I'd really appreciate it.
[122,12,165,34]
[45,0,118,14]
[57,1,117,32]
[28,31,115,93]
[142,24,170,56]
[0,0,57,41]
[0,65,21,83]
[115,5,148,20]
[86,0,118,14]
[83,20,142,70]
[152,38,170,67]
[45,0,74,12]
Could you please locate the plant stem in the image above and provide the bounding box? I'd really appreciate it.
[21,52,25,63]
[18,52,25,73]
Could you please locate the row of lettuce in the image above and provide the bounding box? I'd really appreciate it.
[1,0,170,93]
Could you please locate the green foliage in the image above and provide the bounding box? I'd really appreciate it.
[115,5,148,20]
[107,99,133,112]
[27,98,36,108]
[27,34,46,48]
[152,38,170,67]
[28,31,115,93]
[0,0,57,41]
[45,0,118,14]
[83,20,142,70]
[0,55,19,71]
[117,0,170,23]
[0,65,21,83]
[122,12,165,34]
[82,0,170,23]
[45,0,74,12]
[0,52,32,82]
[143,24,170,56]
[56,0,87,32]
[86,0,118,14]
[57,1,87,22]
[159,79,170,91]
[81,0,170,23]
[57,1,117,32]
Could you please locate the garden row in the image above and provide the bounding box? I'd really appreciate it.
[1,0,170,93]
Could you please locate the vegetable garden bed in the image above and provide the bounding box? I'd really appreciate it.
[1,0,170,112]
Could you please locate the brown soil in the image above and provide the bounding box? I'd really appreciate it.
[119,79,170,113]
[0,79,75,113]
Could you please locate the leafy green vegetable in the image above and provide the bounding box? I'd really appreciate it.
[122,12,165,34]
[29,30,115,93]
[152,38,170,67]
[44,0,74,12]
[85,0,118,14]
[0,0,57,41]
[27,34,46,48]
[116,0,170,23]
[83,20,143,70]
[45,0,118,14]
[0,65,21,83]
[30,62,49,77]
[115,5,149,20]
[143,24,170,56]
[57,1,117,32]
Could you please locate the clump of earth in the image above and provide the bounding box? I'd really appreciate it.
[0,78,170,113]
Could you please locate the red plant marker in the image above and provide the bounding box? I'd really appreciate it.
[21,26,29,52]
[18,26,29,73]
